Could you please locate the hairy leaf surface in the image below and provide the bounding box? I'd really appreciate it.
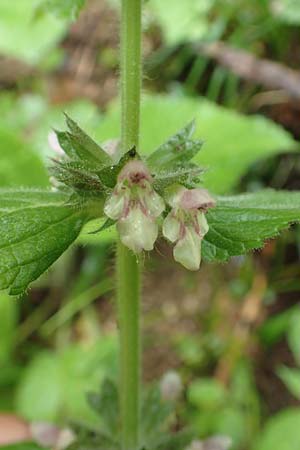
[203,190,300,262]
[0,190,88,295]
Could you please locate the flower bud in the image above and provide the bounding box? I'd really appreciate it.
[163,186,215,270]
[160,370,183,402]
[104,160,165,253]
[30,422,75,450]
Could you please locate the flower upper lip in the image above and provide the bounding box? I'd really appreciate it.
[117,160,153,185]
[179,188,216,211]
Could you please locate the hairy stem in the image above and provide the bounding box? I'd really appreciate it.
[117,244,141,450]
[121,0,142,150]
[118,0,142,449]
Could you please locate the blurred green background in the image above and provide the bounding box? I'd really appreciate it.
[1,0,300,449]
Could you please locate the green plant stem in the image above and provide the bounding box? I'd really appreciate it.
[121,0,142,151]
[118,0,142,450]
[117,244,141,450]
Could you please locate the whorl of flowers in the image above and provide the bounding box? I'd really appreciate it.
[50,116,215,271]
[104,159,215,270]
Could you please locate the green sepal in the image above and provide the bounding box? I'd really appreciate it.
[97,147,139,188]
[88,218,116,235]
[56,114,112,166]
[146,120,203,171]
[50,159,106,194]
[51,140,139,196]
[153,164,204,193]
[55,129,76,159]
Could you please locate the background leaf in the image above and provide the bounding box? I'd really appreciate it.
[16,338,117,424]
[16,351,62,422]
[286,308,300,365]
[36,0,86,21]
[94,95,297,194]
[271,0,300,25]
[277,367,300,400]
[0,0,66,64]
[0,94,101,160]
[146,0,214,45]
[253,409,300,450]
[0,125,49,188]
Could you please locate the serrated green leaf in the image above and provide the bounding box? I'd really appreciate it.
[147,121,203,170]
[203,190,300,262]
[87,378,119,438]
[140,387,173,448]
[64,114,112,166]
[0,190,89,295]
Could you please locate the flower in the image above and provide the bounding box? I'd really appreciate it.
[162,186,215,270]
[160,371,183,402]
[104,160,165,253]
[48,130,64,156]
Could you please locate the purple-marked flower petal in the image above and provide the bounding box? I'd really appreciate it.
[173,227,202,271]
[104,190,128,220]
[163,185,214,270]
[105,160,165,252]
[118,207,158,252]
[180,188,215,211]
[144,189,166,217]
[162,213,181,243]
[48,130,64,156]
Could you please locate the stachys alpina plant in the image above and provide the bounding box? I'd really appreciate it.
[1,0,300,449]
